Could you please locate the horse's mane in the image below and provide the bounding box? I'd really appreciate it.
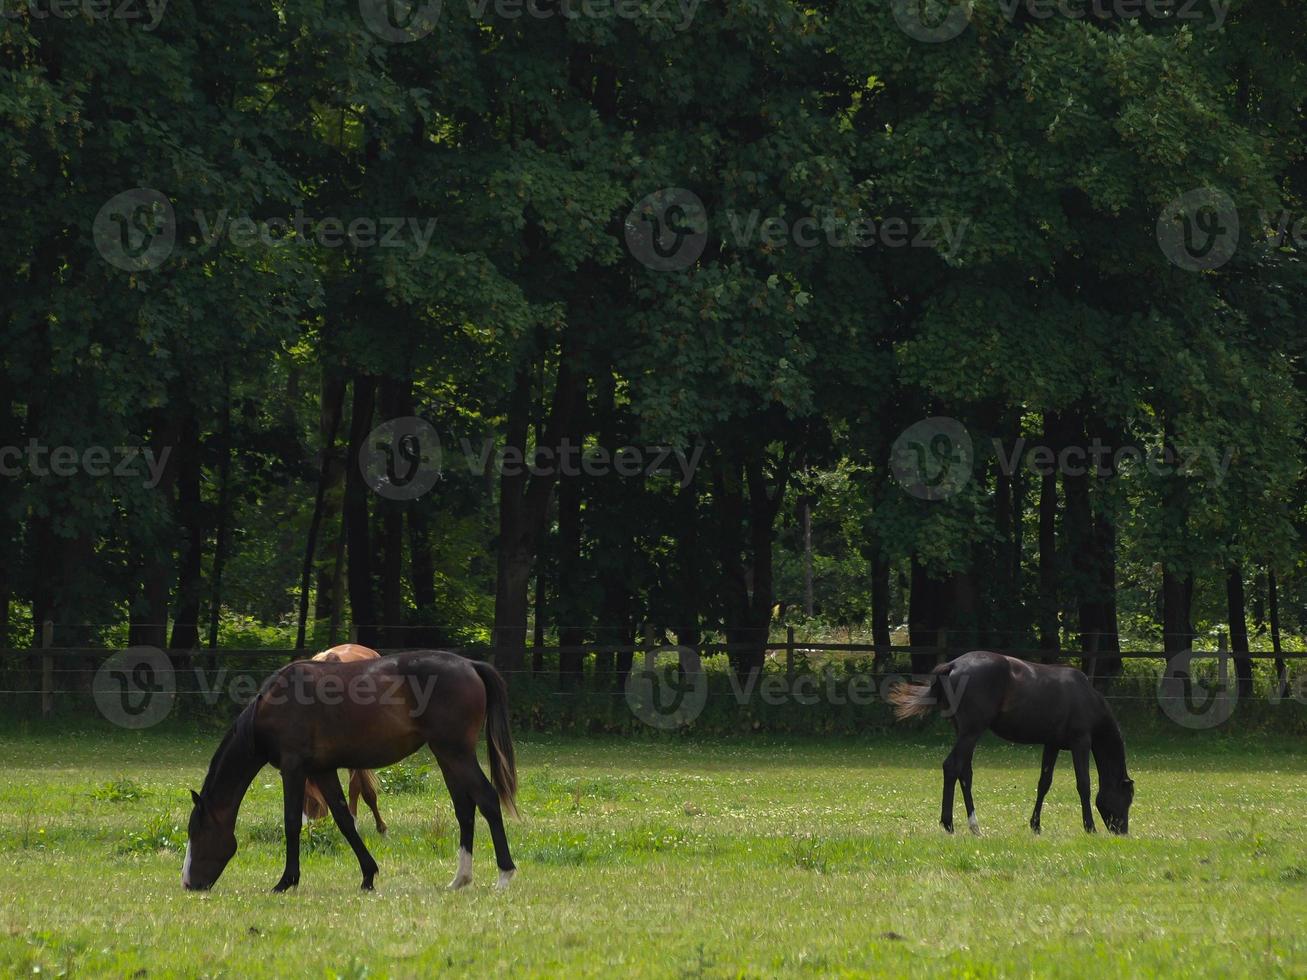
[1092,707,1128,781]
[199,698,261,798]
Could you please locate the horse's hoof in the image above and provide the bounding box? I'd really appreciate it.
[271,880,298,894]
[941,823,954,834]
[967,815,980,836]
[496,868,515,890]
[361,879,375,891]
[377,825,389,836]
[447,876,472,891]
[1030,823,1041,835]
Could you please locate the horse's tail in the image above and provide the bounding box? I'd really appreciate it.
[472,660,518,817]
[887,662,956,721]
[357,767,380,801]
[302,778,330,820]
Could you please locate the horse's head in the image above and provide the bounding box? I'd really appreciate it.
[182,789,237,890]
[1095,776,1134,834]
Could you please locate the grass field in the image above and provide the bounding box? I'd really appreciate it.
[0,725,1304,978]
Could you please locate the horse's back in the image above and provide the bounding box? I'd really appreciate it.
[312,643,381,663]
[946,651,1104,746]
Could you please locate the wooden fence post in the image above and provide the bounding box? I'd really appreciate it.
[41,620,53,718]
[786,625,796,681]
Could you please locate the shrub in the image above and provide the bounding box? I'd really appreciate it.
[119,814,185,855]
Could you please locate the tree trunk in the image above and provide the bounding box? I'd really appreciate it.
[908,557,945,674]
[557,457,584,686]
[296,376,345,650]
[408,502,438,647]
[131,410,182,652]
[674,478,702,649]
[169,409,205,651]
[344,375,380,647]
[1161,567,1194,655]
[1226,564,1252,697]
[870,549,891,668]
[492,348,583,675]
[1268,567,1288,698]
[799,495,814,617]
[207,373,233,651]
[1037,413,1060,660]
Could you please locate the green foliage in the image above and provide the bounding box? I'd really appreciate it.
[377,762,432,796]
[118,814,185,855]
[91,777,148,804]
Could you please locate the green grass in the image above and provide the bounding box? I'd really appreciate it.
[0,726,1304,977]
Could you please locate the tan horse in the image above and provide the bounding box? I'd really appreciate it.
[302,644,387,834]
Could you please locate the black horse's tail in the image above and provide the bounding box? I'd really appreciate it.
[887,662,955,721]
[472,660,518,817]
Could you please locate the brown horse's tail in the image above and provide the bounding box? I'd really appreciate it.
[303,778,330,820]
[472,660,518,817]
[887,662,955,721]
[354,767,380,801]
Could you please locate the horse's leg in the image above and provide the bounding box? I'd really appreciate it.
[940,741,960,833]
[434,750,478,889]
[1029,743,1059,834]
[955,734,982,835]
[357,770,387,835]
[348,770,362,823]
[435,748,515,889]
[469,762,516,889]
[273,767,306,892]
[313,768,380,890]
[1071,739,1096,833]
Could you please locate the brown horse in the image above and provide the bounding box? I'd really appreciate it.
[302,644,387,834]
[182,650,517,893]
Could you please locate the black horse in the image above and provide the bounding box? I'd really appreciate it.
[888,651,1133,835]
[182,650,517,892]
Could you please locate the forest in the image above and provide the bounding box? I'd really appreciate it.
[3,0,1306,695]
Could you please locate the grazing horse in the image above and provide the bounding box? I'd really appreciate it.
[182,650,517,893]
[302,644,387,834]
[888,651,1133,835]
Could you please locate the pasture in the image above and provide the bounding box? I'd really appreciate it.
[1,727,1304,978]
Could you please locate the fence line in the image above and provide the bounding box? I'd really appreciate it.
[1,618,1298,716]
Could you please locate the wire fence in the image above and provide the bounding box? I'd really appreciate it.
[1,622,1301,720]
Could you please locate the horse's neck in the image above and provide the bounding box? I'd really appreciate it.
[1091,720,1127,783]
[208,731,265,826]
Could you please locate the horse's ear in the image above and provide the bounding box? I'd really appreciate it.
[190,789,203,808]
